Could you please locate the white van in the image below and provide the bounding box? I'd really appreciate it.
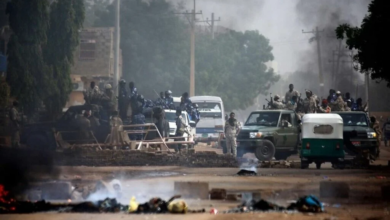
[189,96,225,143]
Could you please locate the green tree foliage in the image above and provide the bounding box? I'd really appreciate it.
[6,0,50,116]
[94,0,278,110]
[335,0,390,86]
[44,0,85,118]
[83,0,110,27]
[6,0,84,118]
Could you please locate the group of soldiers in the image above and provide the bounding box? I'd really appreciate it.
[83,79,200,142]
[269,84,368,115]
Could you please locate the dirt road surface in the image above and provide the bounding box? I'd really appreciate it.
[1,146,390,220]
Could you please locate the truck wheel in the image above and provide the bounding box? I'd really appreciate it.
[255,140,275,161]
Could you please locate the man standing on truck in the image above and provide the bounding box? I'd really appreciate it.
[9,101,20,147]
[285,84,299,104]
[224,112,240,156]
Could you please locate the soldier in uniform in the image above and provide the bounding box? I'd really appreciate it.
[118,79,128,120]
[165,90,174,109]
[154,92,166,108]
[303,90,317,113]
[317,99,331,113]
[224,112,240,156]
[370,116,381,157]
[327,89,337,103]
[285,84,299,104]
[286,95,298,111]
[191,103,200,125]
[382,117,390,147]
[175,108,189,152]
[271,95,285,109]
[83,81,95,104]
[330,91,345,111]
[128,81,138,101]
[109,111,124,146]
[9,101,20,147]
[344,99,352,111]
[180,92,193,118]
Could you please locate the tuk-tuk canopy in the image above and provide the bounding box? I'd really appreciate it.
[301,114,343,139]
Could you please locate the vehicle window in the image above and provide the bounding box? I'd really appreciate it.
[194,102,222,118]
[339,114,368,126]
[245,112,280,127]
[279,114,292,127]
[313,125,333,134]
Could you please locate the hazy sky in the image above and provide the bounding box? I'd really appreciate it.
[170,0,370,75]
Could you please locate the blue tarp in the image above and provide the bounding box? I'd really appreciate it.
[0,54,6,72]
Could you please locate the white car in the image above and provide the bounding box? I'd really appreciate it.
[164,109,196,139]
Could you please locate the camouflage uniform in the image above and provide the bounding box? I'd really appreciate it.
[175,115,188,152]
[330,96,345,111]
[371,118,382,156]
[303,96,317,113]
[285,102,296,111]
[224,119,240,156]
[9,106,20,147]
[285,90,299,104]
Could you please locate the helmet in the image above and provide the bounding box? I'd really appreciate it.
[105,84,112,89]
[165,90,172,96]
[274,95,280,100]
[119,79,126,84]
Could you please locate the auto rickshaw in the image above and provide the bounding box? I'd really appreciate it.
[300,114,344,169]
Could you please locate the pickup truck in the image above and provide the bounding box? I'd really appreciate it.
[333,111,379,160]
[222,110,300,161]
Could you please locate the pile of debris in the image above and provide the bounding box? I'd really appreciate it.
[224,195,324,214]
[0,148,238,167]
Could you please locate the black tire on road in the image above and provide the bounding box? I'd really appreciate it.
[254,140,275,161]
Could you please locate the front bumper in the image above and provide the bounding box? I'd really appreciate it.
[236,139,264,148]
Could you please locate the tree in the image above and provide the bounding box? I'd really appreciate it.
[94,0,278,110]
[83,0,110,27]
[335,0,390,86]
[6,0,85,118]
[6,0,50,116]
[43,0,85,118]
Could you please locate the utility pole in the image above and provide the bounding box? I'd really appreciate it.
[303,27,324,95]
[328,50,352,86]
[198,13,221,39]
[176,0,202,97]
[114,0,120,100]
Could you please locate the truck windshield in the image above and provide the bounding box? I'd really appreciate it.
[245,112,280,127]
[339,113,368,127]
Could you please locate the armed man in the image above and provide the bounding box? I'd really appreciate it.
[180,92,193,118]
[9,100,21,147]
[165,90,174,109]
[317,99,331,113]
[118,79,128,120]
[154,91,166,108]
[285,84,299,104]
[224,112,241,156]
[303,90,317,113]
[271,95,285,109]
[330,91,345,111]
[191,103,200,125]
[128,81,138,101]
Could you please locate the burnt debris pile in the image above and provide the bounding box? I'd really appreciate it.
[225,195,324,213]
